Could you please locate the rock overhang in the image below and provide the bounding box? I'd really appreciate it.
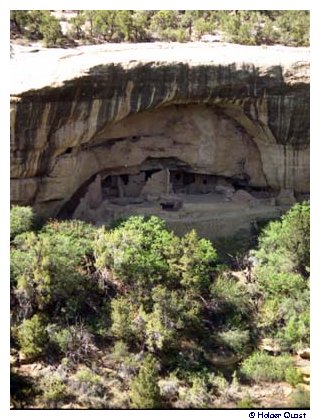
[10,42,310,236]
[10,42,310,95]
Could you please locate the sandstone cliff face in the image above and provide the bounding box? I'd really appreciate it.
[10,43,309,222]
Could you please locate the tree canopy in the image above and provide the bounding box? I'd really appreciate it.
[10,10,310,47]
[10,201,310,408]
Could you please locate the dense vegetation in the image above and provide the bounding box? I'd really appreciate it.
[10,10,309,47]
[10,201,309,408]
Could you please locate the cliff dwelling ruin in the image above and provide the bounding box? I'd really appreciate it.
[10,43,310,240]
[61,159,279,229]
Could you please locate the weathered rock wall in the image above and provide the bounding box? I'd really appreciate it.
[10,44,309,220]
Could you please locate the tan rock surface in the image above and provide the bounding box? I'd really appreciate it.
[10,43,309,237]
[10,42,310,95]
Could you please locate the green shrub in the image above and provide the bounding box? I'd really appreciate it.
[254,202,310,351]
[10,206,34,239]
[145,308,175,352]
[159,28,188,42]
[275,11,310,46]
[210,274,253,329]
[179,230,217,293]
[175,28,188,42]
[219,10,309,47]
[13,220,99,320]
[95,217,217,296]
[145,285,201,352]
[111,340,141,377]
[278,311,310,352]
[10,11,29,34]
[10,240,36,288]
[100,217,217,353]
[184,375,210,408]
[17,314,48,359]
[50,324,96,364]
[211,373,228,393]
[194,17,214,38]
[72,368,105,407]
[111,341,130,362]
[258,19,278,45]
[285,367,303,388]
[257,298,280,330]
[40,375,67,408]
[211,275,251,314]
[221,11,259,45]
[258,292,309,351]
[76,368,102,385]
[236,22,256,45]
[254,201,309,277]
[237,395,256,408]
[95,216,180,291]
[41,219,96,257]
[85,303,111,338]
[40,15,62,47]
[231,370,240,388]
[290,389,310,408]
[151,10,178,32]
[51,327,73,355]
[130,354,162,409]
[241,352,293,382]
[10,10,310,48]
[23,11,62,47]
[110,297,138,343]
[258,271,306,298]
[217,329,251,355]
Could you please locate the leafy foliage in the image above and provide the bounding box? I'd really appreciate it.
[95,216,180,291]
[237,395,256,408]
[39,375,67,408]
[72,368,105,406]
[10,202,310,408]
[240,352,293,382]
[76,368,102,385]
[291,389,310,408]
[11,10,309,47]
[130,354,162,408]
[69,12,86,39]
[10,11,29,34]
[17,314,48,359]
[50,323,96,363]
[255,201,309,276]
[253,202,310,351]
[179,230,217,293]
[217,329,251,355]
[96,217,217,353]
[12,220,98,321]
[39,13,62,47]
[285,366,303,388]
[110,297,139,342]
[276,11,310,47]
[11,11,62,46]
[10,206,34,240]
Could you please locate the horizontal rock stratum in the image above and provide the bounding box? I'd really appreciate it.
[10,42,310,237]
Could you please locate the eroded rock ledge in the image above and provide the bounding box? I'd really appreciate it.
[10,43,309,238]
